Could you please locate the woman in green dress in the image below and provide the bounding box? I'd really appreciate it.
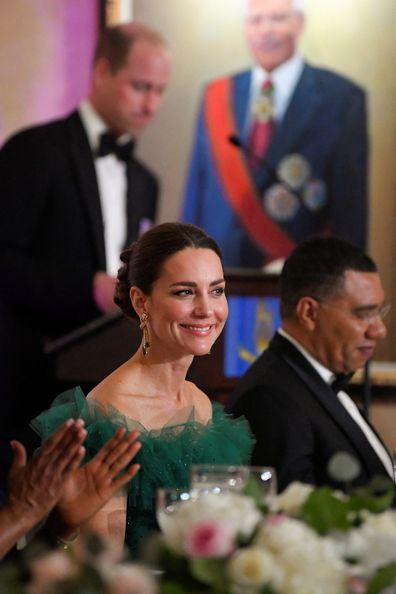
[33,223,254,556]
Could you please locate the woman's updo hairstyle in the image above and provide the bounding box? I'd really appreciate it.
[114,222,223,320]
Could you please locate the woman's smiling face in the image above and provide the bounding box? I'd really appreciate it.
[142,247,228,358]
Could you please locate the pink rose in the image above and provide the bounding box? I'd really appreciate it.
[184,521,235,558]
[267,513,286,526]
[28,551,78,594]
[347,575,368,594]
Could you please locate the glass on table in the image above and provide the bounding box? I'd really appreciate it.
[247,466,277,502]
[156,487,192,531]
[189,464,250,495]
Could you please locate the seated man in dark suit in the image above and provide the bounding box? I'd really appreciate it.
[229,237,393,491]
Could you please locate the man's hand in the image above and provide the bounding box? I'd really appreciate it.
[93,271,118,313]
[55,428,140,538]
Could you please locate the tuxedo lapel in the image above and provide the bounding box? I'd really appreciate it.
[272,333,390,477]
[66,112,106,270]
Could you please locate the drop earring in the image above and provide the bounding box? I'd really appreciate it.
[139,312,150,356]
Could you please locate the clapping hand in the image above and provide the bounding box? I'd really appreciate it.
[54,427,141,538]
[7,419,86,523]
[0,419,86,559]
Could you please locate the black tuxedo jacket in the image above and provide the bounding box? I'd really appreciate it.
[0,111,158,460]
[228,333,392,492]
[0,110,157,335]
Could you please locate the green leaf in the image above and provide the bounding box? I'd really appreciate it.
[366,562,396,594]
[243,478,269,514]
[302,487,351,534]
[160,580,209,594]
[0,564,27,594]
[157,547,210,594]
[158,543,185,572]
[243,477,263,503]
[160,580,194,594]
[347,483,395,516]
[190,558,227,592]
[259,587,278,594]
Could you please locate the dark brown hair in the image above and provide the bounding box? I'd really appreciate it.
[114,222,223,320]
[93,22,168,73]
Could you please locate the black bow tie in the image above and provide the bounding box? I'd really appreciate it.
[97,132,134,162]
[330,372,354,393]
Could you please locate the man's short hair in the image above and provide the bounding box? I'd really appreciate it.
[93,22,167,73]
[280,237,377,318]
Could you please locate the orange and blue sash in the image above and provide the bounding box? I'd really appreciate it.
[204,77,296,261]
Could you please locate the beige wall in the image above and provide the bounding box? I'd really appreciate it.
[134,0,249,222]
[0,0,97,141]
[134,0,396,362]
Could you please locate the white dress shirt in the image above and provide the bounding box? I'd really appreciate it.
[79,101,128,277]
[278,328,394,480]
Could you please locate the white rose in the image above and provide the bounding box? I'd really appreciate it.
[255,517,347,594]
[270,482,314,515]
[227,547,283,594]
[224,493,262,539]
[255,516,314,552]
[365,510,396,536]
[341,512,396,578]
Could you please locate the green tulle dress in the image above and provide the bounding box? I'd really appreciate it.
[31,387,254,556]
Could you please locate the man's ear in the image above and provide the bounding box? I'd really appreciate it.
[92,57,112,86]
[130,286,148,318]
[296,296,319,331]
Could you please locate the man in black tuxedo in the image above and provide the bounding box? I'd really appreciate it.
[0,22,171,481]
[229,237,393,492]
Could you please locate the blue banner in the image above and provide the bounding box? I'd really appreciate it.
[224,296,280,377]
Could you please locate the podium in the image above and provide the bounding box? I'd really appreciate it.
[47,269,281,401]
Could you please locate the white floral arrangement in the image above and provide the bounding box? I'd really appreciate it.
[0,533,157,594]
[152,480,396,594]
[2,466,396,594]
